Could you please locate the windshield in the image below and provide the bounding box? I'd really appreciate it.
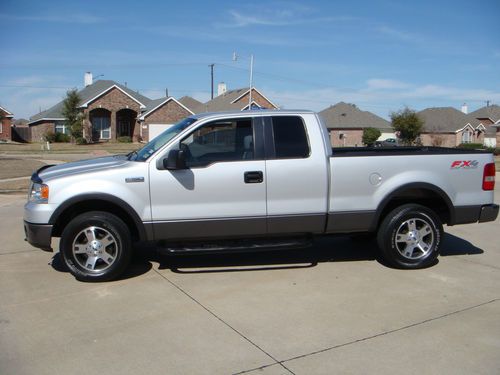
[129,117,197,161]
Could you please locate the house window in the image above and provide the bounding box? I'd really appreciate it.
[55,121,67,134]
[93,116,111,139]
[461,130,472,144]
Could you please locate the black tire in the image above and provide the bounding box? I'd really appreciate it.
[60,211,132,281]
[377,204,443,269]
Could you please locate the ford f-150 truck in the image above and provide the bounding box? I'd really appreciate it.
[24,110,498,281]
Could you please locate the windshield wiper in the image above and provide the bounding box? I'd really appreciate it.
[127,150,138,161]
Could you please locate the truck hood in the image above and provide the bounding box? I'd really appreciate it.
[38,155,130,181]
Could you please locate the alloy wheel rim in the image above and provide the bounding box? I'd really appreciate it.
[72,226,118,272]
[395,217,434,260]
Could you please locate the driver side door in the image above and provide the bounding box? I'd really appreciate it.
[149,117,267,240]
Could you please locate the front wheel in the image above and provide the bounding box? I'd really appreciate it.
[60,211,132,281]
[377,204,443,269]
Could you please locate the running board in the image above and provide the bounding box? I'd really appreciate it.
[158,237,312,254]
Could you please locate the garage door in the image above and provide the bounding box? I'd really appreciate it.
[149,124,173,141]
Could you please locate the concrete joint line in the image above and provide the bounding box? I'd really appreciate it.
[152,269,296,375]
[236,298,500,374]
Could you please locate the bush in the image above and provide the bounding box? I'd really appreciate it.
[457,143,484,149]
[43,131,56,142]
[362,127,381,146]
[75,137,87,145]
[117,136,132,143]
[54,133,71,143]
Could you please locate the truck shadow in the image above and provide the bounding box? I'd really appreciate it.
[50,232,483,279]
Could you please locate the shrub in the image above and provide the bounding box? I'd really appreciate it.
[54,133,71,143]
[362,127,381,146]
[75,137,87,145]
[43,131,56,142]
[457,143,484,149]
[117,136,132,143]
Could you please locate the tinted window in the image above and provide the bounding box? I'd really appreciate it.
[180,118,254,167]
[272,116,310,158]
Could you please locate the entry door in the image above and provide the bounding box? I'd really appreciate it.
[149,117,267,240]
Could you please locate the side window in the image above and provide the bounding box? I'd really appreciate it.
[272,116,310,159]
[180,118,254,167]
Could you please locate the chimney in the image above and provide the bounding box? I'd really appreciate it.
[84,72,93,87]
[217,82,227,96]
[461,103,468,114]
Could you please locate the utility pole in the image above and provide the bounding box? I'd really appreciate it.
[209,64,215,99]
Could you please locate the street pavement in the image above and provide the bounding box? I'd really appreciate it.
[0,188,499,375]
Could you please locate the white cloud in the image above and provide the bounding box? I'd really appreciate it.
[366,79,411,90]
[0,13,104,24]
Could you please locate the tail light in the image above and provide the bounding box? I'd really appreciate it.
[483,163,496,191]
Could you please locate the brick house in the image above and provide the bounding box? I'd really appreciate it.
[319,102,394,147]
[28,77,193,142]
[0,105,13,141]
[189,83,278,113]
[418,107,486,147]
[468,105,500,147]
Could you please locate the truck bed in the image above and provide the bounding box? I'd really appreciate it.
[331,146,491,157]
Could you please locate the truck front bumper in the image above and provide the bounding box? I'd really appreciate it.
[479,204,499,223]
[24,221,53,252]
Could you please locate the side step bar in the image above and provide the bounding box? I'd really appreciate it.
[158,237,313,254]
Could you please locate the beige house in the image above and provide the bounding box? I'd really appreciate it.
[418,107,486,147]
[468,105,500,147]
[319,102,393,147]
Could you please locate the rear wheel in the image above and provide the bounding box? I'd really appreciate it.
[377,204,443,269]
[60,211,132,281]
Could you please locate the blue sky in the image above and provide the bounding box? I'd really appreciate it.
[1,0,499,119]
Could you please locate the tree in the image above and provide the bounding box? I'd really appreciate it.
[390,107,423,145]
[61,89,83,141]
[362,127,381,146]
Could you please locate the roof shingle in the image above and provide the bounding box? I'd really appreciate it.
[319,102,391,130]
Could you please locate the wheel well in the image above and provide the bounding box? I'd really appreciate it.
[52,199,140,241]
[377,188,451,228]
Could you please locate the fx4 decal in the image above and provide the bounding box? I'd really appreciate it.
[451,160,479,169]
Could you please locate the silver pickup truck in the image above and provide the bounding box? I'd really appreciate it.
[24,110,498,281]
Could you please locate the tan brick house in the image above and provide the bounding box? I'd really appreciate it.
[468,105,500,147]
[189,84,278,113]
[0,105,13,141]
[319,102,394,147]
[418,107,486,147]
[28,79,193,142]
[28,78,277,142]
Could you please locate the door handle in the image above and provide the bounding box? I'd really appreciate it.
[244,171,263,183]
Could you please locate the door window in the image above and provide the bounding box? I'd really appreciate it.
[180,118,254,167]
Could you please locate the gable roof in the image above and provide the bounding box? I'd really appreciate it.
[418,107,481,133]
[29,80,152,124]
[319,102,391,130]
[191,87,277,114]
[469,104,500,122]
[0,105,14,117]
[178,96,202,112]
[138,96,194,120]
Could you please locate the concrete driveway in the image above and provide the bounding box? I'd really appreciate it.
[1,191,499,375]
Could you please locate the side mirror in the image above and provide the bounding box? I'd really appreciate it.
[164,149,187,170]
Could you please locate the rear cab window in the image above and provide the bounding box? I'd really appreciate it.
[271,116,310,159]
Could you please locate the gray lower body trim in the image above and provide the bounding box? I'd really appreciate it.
[149,214,327,241]
[326,211,376,233]
[479,204,499,223]
[151,217,267,241]
[452,205,482,225]
[24,221,53,251]
[268,214,326,234]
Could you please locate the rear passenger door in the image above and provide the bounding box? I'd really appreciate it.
[265,115,329,234]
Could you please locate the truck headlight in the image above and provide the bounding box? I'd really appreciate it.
[29,183,49,203]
